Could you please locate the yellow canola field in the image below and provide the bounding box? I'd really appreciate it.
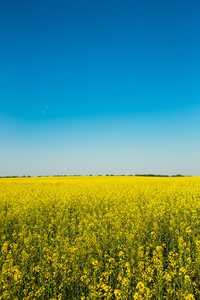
[1,176,200,300]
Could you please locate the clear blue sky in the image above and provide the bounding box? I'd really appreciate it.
[1,0,200,176]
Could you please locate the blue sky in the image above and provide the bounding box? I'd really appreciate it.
[1,0,200,176]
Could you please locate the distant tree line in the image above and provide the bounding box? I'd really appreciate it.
[0,175,32,178]
[0,174,190,178]
[135,174,170,177]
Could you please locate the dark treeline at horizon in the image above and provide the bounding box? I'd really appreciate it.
[0,174,190,178]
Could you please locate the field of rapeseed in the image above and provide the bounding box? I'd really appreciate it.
[1,176,200,300]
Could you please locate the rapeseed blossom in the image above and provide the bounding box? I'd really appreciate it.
[0,176,200,299]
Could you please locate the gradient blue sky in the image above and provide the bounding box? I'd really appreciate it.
[1,0,200,176]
